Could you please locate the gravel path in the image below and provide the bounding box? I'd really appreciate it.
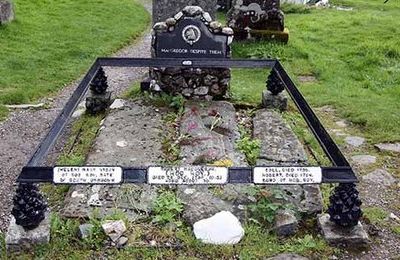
[0,1,152,232]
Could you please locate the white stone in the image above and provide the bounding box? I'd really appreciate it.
[88,193,102,206]
[184,188,196,195]
[351,155,376,166]
[390,213,400,222]
[71,191,86,199]
[116,140,128,148]
[375,143,400,154]
[345,136,365,147]
[110,99,125,110]
[174,11,183,20]
[222,27,234,35]
[193,211,244,245]
[72,108,85,119]
[362,169,396,187]
[202,12,212,22]
[102,220,126,242]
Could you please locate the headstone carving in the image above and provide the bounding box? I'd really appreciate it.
[152,0,217,24]
[0,0,14,25]
[227,0,289,42]
[150,6,234,99]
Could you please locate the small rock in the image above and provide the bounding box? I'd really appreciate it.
[150,240,157,246]
[193,211,244,245]
[389,213,400,222]
[0,0,14,25]
[72,108,85,118]
[165,17,176,26]
[210,21,222,30]
[182,5,203,17]
[274,209,298,236]
[222,27,234,35]
[345,136,365,147]
[318,214,370,248]
[335,120,349,128]
[110,99,125,110]
[102,220,126,242]
[117,236,128,248]
[153,22,167,32]
[116,140,128,148]
[351,155,376,166]
[267,253,309,260]
[375,143,400,154]
[202,12,212,22]
[174,11,183,20]
[88,193,102,207]
[71,191,86,199]
[79,224,94,239]
[193,86,209,96]
[362,169,396,187]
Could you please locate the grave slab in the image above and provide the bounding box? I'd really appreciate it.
[62,101,166,220]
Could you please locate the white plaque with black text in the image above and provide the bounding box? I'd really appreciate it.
[253,167,322,184]
[148,166,228,185]
[53,167,123,184]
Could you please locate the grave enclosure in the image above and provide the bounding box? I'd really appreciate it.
[6,2,366,253]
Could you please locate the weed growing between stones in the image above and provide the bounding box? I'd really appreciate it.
[247,187,290,225]
[236,125,261,166]
[363,207,389,225]
[0,233,5,259]
[152,190,184,227]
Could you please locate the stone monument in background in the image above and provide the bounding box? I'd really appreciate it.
[152,0,217,24]
[228,0,289,43]
[0,0,14,25]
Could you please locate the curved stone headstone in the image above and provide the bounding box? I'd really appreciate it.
[151,6,234,100]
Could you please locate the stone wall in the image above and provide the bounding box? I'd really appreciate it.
[152,0,217,24]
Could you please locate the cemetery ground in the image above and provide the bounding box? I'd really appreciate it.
[1,0,400,259]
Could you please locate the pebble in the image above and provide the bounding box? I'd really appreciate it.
[351,155,377,166]
[345,136,365,147]
[375,143,400,154]
[116,140,128,147]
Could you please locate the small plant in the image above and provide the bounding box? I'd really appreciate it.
[152,190,184,226]
[236,126,261,165]
[248,187,287,225]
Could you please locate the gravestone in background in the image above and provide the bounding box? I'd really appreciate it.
[0,0,14,25]
[228,0,289,43]
[152,0,217,24]
[150,6,234,100]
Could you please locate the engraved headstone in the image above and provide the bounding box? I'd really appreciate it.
[150,6,234,99]
[152,0,217,24]
[228,0,289,42]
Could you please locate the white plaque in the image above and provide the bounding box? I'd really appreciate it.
[253,167,322,184]
[53,166,123,184]
[148,166,228,185]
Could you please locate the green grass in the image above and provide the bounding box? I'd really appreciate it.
[0,0,149,107]
[232,0,400,143]
[363,206,389,225]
